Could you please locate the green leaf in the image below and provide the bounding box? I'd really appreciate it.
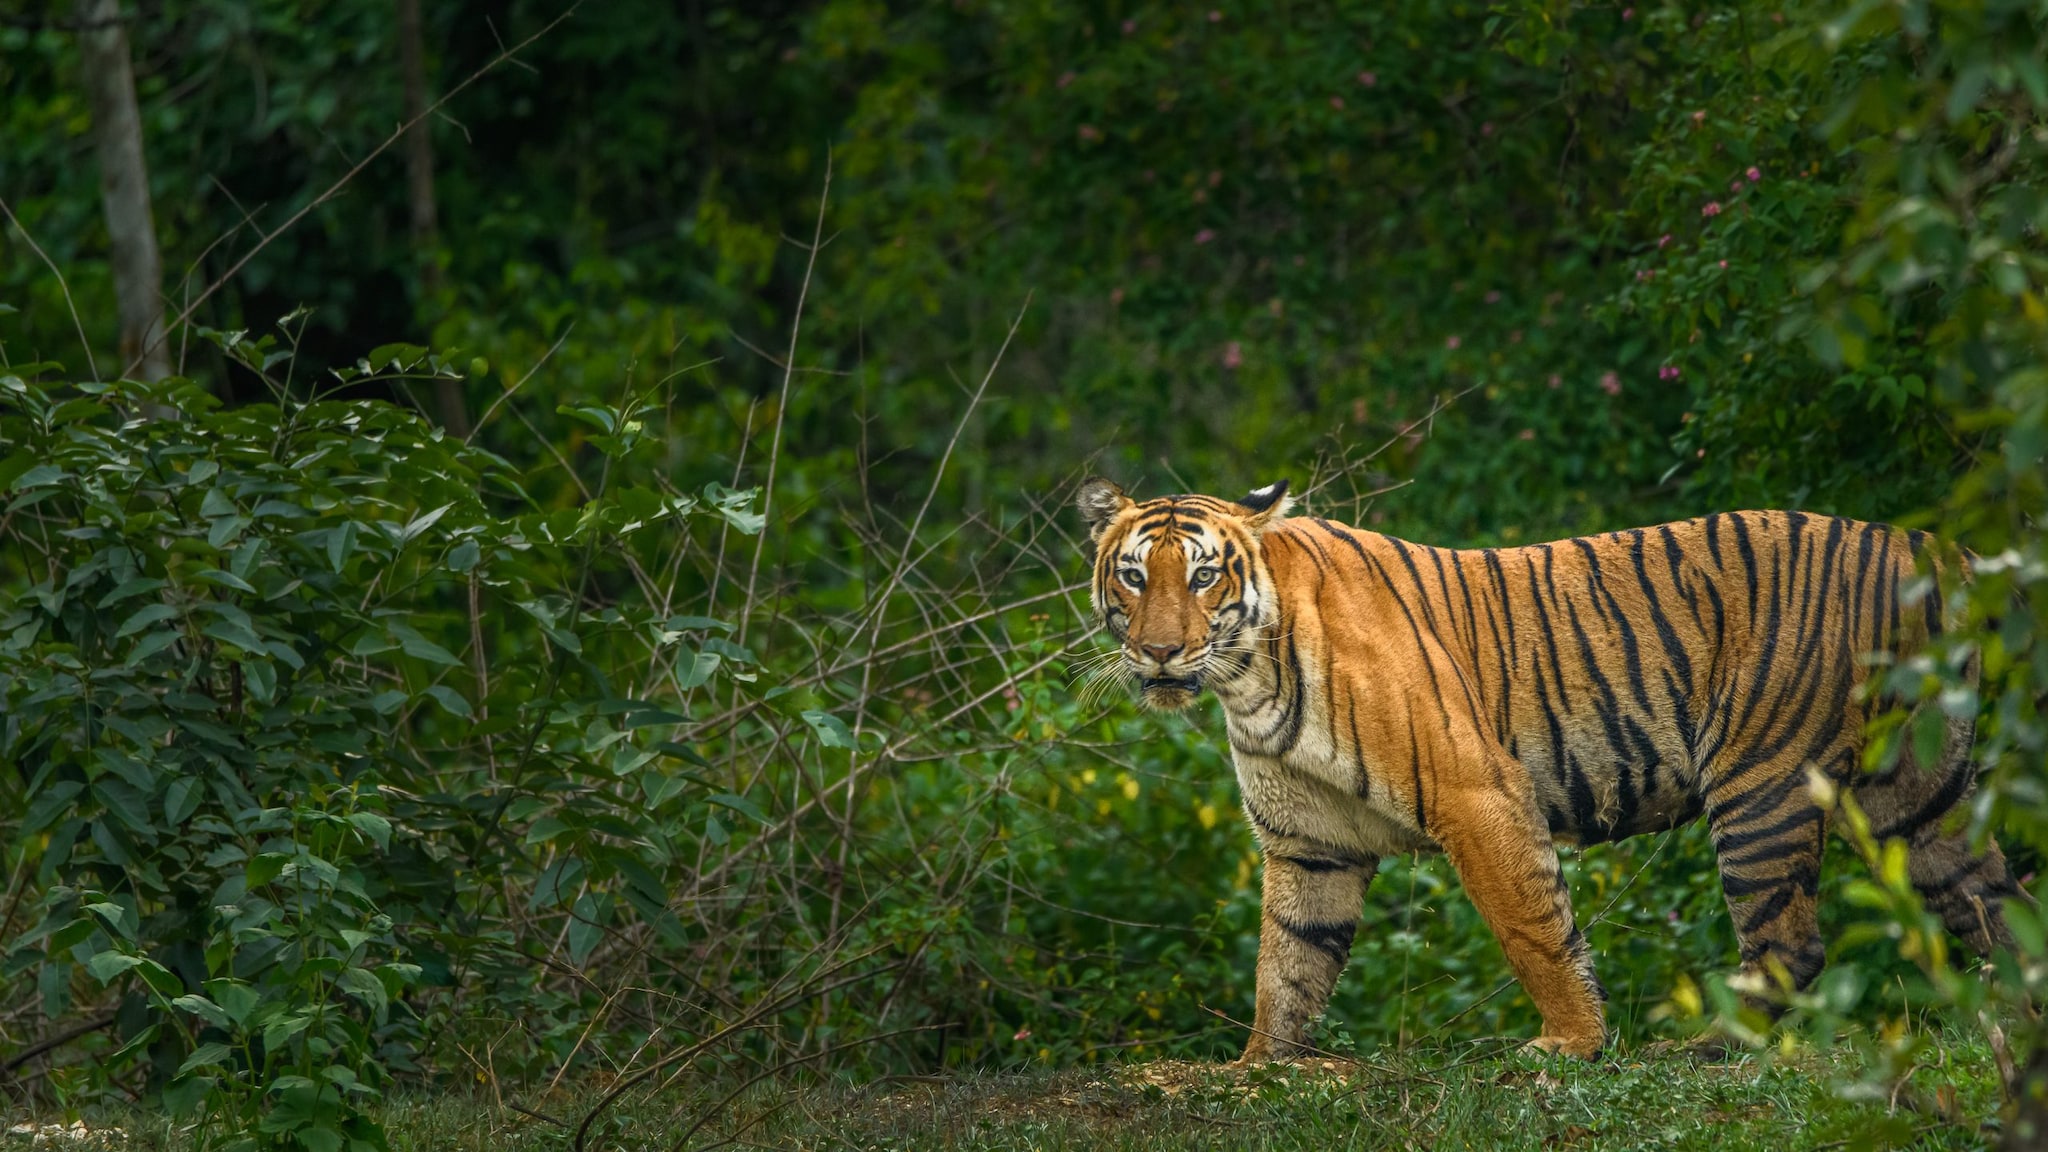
[178,1042,235,1074]
[85,901,135,942]
[172,994,232,1030]
[85,950,143,983]
[447,537,481,572]
[424,685,473,718]
[348,812,393,851]
[117,603,181,638]
[199,488,238,518]
[246,852,290,889]
[802,709,858,750]
[164,777,203,827]
[327,521,357,573]
[163,1074,215,1118]
[193,567,257,593]
[392,627,462,667]
[10,463,66,490]
[98,576,167,607]
[202,618,266,653]
[207,979,261,1025]
[708,792,766,824]
[336,967,388,1016]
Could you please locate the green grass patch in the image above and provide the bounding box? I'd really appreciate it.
[11,1035,2005,1151]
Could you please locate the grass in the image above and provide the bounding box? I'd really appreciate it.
[6,1033,2008,1152]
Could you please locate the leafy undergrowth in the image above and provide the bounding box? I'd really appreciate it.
[11,1035,2005,1152]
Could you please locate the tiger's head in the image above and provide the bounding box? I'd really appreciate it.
[1075,477,1293,711]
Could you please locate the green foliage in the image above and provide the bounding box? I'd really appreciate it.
[0,341,767,1145]
[9,0,2048,1144]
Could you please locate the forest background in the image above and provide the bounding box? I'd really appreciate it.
[7,1,2048,1149]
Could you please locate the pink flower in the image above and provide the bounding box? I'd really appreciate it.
[1014,1027,1032,1041]
[1078,124,1102,141]
[1122,18,1136,34]
[1718,259,1728,269]
[1636,269,1654,281]
[1658,234,1672,249]
[1358,70,1378,87]
[1701,201,1722,217]
[1659,365,1681,381]
[1730,180,1742,192]
[1518,428,1536,441]
[1445,335,1461,350]
[1746,166,1762,182]
[1484,289,1501,304]
[1222,341,1244,369]
[1110,286,1125,306]
[1057,71,1076,89]
[1481,121,1495,136]
[1622,6,1634,18]
[1600,371,1622,396]
[1547,374,1562,389]
[1194,229,1216,245]
[1208,9,1222,20]
[1691,110,1706,124]
[1330,96,1345,109]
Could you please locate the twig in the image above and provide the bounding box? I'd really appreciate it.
[0,198,99,382]
[739,151,831,647]
[2,1013,117,1077]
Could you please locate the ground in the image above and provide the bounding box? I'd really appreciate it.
[2,1036,2008,1151]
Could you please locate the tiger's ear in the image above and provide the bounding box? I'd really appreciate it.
[1238,479,1293,532]
[1076,477,1132,543]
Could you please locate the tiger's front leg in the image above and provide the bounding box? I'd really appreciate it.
[1432,781,1606,1058]
[1240,851,1376,1063]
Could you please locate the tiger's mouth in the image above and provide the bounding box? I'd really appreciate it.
[1137,675,1203,710]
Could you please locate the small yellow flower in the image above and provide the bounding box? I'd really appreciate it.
[1121,776,1140,801]
[1196,803,1219,829]
[1097,799,1112,817]
[1081,768,1097,785]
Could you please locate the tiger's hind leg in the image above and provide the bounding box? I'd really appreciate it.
[1906,829,2024,956]
[1859,704,2027,957]
[1705,766,1830,1004]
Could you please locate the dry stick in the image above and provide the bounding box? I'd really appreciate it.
[737,152,831,649]
[830,292,1032,937]
[0,198,100,382]
[570,959,902,1152]
[469,323,573,443]
[2,1013,117,1078]
[118,5,580,380]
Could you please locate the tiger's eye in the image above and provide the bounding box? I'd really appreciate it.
[1119,567,1146,591]
[1192,567,1220,590]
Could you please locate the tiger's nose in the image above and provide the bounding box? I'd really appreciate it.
[1140,642,1183,664]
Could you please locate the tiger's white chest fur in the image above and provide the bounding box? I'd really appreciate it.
[1217,658,1438,861]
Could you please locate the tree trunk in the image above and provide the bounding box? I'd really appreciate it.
[76,0,170,383]
[397,0,469,436]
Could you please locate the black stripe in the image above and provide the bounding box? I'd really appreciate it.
[1274,915,1357,966]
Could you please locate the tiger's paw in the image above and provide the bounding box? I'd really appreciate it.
[1523,1033,1603,1060]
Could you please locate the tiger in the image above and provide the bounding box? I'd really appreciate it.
[1074,476,2024,1059]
